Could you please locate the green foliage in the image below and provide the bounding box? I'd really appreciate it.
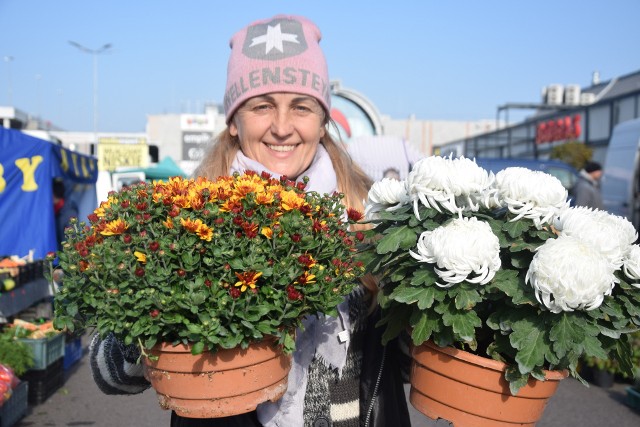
[51,173,363,355]
[0,329,34,376]
[362,191,640,395]
[549,140,593,170]
[583,330,640,377]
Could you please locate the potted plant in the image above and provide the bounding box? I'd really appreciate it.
[51,172,364,417]
[581,356,618,388]
[360,155,640,426]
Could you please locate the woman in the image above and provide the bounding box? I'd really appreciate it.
[89,14,411,427]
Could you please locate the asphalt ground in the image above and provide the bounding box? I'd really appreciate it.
[14,334,640,427]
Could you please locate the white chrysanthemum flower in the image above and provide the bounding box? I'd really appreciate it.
[364,178,410,220]
[409,216,501,287]
[493,167,569,228]
[554,206,637,269]
[622,244,640,288]
[526,235,618,313]
[407,156,494,218]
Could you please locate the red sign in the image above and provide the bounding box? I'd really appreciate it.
[536,114,581,144]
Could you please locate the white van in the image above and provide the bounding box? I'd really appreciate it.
[601,118,640,228]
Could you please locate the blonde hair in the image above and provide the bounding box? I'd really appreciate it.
[194,125,372,212]
[193,123,378,302]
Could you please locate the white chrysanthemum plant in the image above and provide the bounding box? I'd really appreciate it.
[359,155,640,395]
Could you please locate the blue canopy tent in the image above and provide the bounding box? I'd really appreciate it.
[0,127,98,259]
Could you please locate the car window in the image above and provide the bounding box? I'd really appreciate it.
[546,167,575,190]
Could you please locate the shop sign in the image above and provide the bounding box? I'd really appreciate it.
[180,115,211,131]
[536,114,581,144]
[182,131,212,161]
[97,143,149,171]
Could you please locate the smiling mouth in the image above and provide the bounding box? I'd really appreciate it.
[267,144,297,152]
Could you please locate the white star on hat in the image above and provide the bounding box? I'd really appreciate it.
[250,23,299,54]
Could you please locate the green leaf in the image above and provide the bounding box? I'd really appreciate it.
[410,268,439,287]
[620,295,640,317]
[410,308,440,345]
[186,323,202,334]
[376,208,413,222]
[504,364,530,396]
[549,313,585,359]
[510,317,549,374]
[190,341,205,354]
[614,337,634,376]
[390,285,426,304]
[228,258,245,270]
[452,286,482,310]
[581,334,608,360]
[376,225,418,254]
[487,269,535,305]
[66,302,79,317]
[389,266,411,283]
[502,219,530,239]
[416,287,437,310]
[283,332,296,354]
[440,304,481,342]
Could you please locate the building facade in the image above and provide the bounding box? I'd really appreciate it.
[439,69,640,165]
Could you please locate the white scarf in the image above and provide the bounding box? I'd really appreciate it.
[230,145,352,426]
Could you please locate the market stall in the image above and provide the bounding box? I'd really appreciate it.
[0,127,98,321]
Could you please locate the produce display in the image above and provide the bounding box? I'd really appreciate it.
[7,319,58,340]
[0,258,20,292]
[0,364,19,406]
[0,256,46,292]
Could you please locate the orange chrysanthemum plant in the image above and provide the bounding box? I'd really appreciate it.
[52,172,365,355]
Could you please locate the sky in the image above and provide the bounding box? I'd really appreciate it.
[1,0,639,133]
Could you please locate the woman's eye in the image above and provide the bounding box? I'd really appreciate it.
[253,104,271,111]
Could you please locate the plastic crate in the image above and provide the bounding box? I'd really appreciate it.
[626,386,640,411]
[63,337,84,370]
[0,381,28,427]
[18,333,65,370]
[22,358,64,405]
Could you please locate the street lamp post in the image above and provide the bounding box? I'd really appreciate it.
[3,56,13,105]
[69,41,112,142]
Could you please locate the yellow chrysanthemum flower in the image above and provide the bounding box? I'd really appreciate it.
[94,198,115,218]
[196,224,213,242]
[180,218,213,241]
[256,191,275,205]
[134,251,147,264]
[261,227,273,239]
[280,190,306,211]
[100,219,128,236]
[234,271,263,292]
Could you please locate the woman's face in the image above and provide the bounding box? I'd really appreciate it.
[230,93,326,179]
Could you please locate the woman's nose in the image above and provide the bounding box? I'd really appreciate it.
[270,109,294,137]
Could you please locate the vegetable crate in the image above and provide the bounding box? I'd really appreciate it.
[18,333,65,370]
[0,381,28,427]
[63,336,83,371]
[22,358,64,405]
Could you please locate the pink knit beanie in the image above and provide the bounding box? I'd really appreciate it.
[223,15,331,123]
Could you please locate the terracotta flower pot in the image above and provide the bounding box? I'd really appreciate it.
[410,341,568,427]
[142,339,292,418]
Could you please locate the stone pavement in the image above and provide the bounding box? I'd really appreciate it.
[14,336,640,426]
